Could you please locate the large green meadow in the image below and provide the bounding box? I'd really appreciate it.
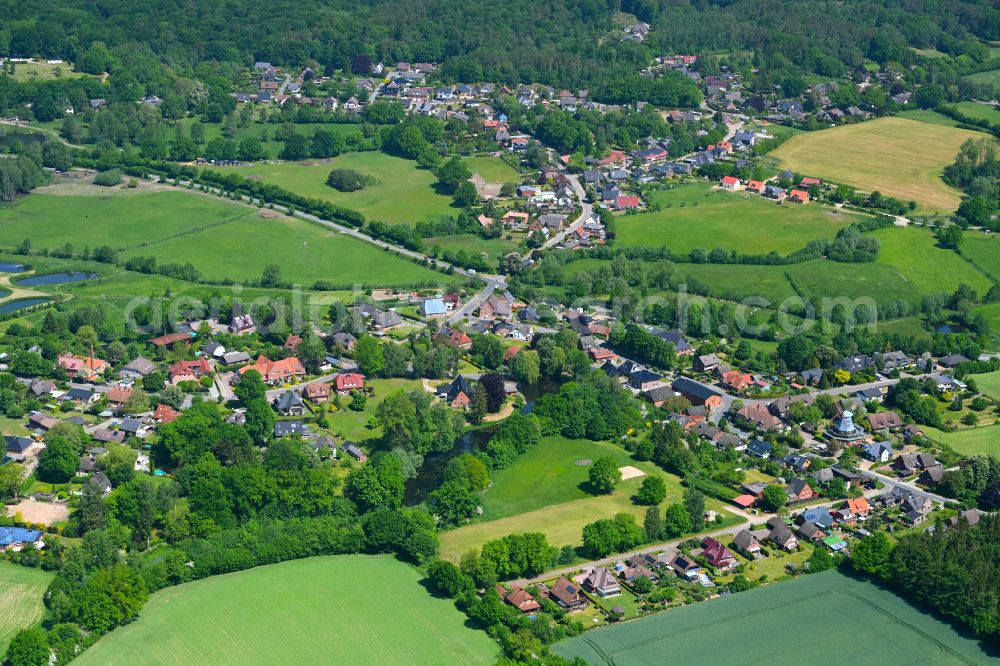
[0,188,449,288]
[553,570,996,665]
[439,436,735,562]
[76,555,497,665]
[614,184,859,254]
[0,563,54,657]
[211,152,456,224]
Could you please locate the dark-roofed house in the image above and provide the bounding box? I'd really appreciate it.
[693,354,722,373]
[273,391,304,416]
[671,377,723,410]
[868,411,902,432]
[747,439,773,459]
[120,357,156,378]
[938,354,970,369]
[274,421,310,439]
[919,465,945,485]
[732,530,762,559]
[548,577,587,609]
[441,376,473,409]
[786,478,815,502]
[90,471,113,496]
[702,537,738,572]
[583,568,621,597]
[767,524,798,551]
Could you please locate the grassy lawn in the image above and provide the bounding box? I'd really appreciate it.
[959,231,1000,282]
[426,233,520,263]
[76,555,497,666]
[210,152,455,224]
[784,258,918,307]
[119,208,448,288]
[973,303,1000,350]
[0,563,55,656]
[8,61,87,82]
[0,190,253,251]
[965,68,1000,88]
[933,425,1000,457]
[770,117,983,214]
[175,118,365,161]
[869,227,993,297]
[553,570,996,665]
[439,436,735,561]
[970,370,1000,401]
[466,156,520,184]
[896,109,966,128]
[948,102,1000,126]
[614,184,859,254]
[325,378,427,443]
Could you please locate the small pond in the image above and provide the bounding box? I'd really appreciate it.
[0,298,52,315]
[16,272,98,287]
[0,262,26,273]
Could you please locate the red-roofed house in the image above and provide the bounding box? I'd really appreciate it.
[788,189,810,204]
[746,180,765,193]
[589,347,616,362]
[333,373,365,394]
[148,332,194,348]
[720,175,740,190]
[702,537,738,572]
[154,403,180,423]
[799,177,822,187]
[503,346,523,363]
[732,494,757,509]
[238,356,306,384]
[615,195,641,210]
[106,386,133,409]
[304,382,331,403]
[168,358,212,385]
[283,335,303,352]
[57,354,110,380]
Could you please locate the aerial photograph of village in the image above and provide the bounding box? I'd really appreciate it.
[0,0,1000,663]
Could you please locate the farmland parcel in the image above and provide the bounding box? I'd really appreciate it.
[76,555,497,665]
[771,117,982,214]
[553,570,995,665]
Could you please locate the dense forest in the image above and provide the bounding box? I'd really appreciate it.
[2,0,998,97]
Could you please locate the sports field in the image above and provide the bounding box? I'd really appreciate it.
[615,184,858,254]
[212,152,455,224]
[0,190,249,250]
[439,436,733,562]
[771,117,982,213]
[118,209,447,287]
[0,563,54,656]
[76,555,497,666]
[553,570,996,665]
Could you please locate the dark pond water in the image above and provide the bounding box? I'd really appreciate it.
[0,298,51,315]
[405,429,492,504]
[0,131,47,148]
[17,272,98,286]
[0,263,26,273]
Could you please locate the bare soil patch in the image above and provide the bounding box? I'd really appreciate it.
[7,499,70,525]
[619,465,646,480]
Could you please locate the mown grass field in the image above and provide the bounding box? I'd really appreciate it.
[0,190,250,250]
[8,61,88,82]
[76,555,497,666]
[211,152,455,224]
[615,184,858,254]
[965,68,1000,88]
[897,109,966,128]
[465,156,520,184]
[960,232,1000,282]
[949,102,1000,125]
[439,436,734,562]
[553,570,996,665]
[770,117,982,213]
[936,425,1000,457]
[870,227,993,297]
[0,563,54,656]
[118,209,447,287]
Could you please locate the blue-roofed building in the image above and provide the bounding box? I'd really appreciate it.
[746,439,773,459]
[862,441,893,463]
[0,527,45,552]
[420,298,448,317]
[797,507,834,529]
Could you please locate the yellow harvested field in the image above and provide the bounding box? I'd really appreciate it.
[771,117,982,214]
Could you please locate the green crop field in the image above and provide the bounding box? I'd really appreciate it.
[76,555,497,666]
[211,152,455,224]
[0,563,54,657]
[870,227,993,297]
[935,424,1000,457]
[439,436,734,562]
[118,209,448,287]
[466,156,520,184]
[553,570,996,665]
[0,190,251,251]
[960,232,1000,282]
[771,117,982,214]
[949,102,1000,125]
[614,184,858,254]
